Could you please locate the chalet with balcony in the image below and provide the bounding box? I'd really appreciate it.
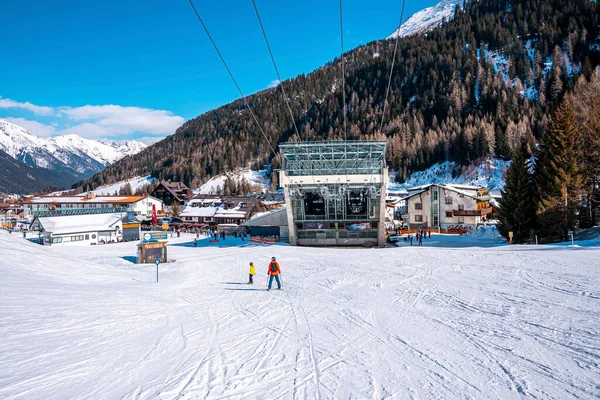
[405,184,492,231]
[151,180,193,207]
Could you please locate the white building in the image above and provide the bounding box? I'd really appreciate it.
[31,213,125,246]
[23,193,164,221]
[405,184,492,231]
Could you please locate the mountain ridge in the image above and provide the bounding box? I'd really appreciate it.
[0,119,147,180]
[0,148,80,195]
[387,0,464,40]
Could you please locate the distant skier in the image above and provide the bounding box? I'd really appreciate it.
[418,233,423,246]
[267,257,282,290]
[409,234,413,246]
[248,262,255,284]
[193,238,197,247]
[428,231,431,239]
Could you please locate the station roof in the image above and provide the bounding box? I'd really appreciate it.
[279,140,386,176]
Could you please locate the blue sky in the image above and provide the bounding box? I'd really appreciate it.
[0,0,437,143]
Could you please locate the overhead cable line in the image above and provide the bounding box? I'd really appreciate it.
[251,0,302,143]
[339,0,348,141]
[186,0,278,158]
[379,0,407,135]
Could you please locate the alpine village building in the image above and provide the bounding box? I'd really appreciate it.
[405,184,492,231]
[179,195,268,228]
[151,180,193,207]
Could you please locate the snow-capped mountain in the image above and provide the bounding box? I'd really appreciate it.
[0,119,146,179]
[387,0,464,39]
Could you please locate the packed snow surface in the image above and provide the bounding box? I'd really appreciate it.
[1,230,598,399]
[387,0,463,39]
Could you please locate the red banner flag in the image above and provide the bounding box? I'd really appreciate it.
[152,204,158,224]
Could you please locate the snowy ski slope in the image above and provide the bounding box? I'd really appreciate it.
[0,231,598,399]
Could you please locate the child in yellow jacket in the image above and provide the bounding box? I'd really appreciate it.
[248,262,255,284]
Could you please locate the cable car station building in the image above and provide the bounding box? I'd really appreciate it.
[279,141,387,247]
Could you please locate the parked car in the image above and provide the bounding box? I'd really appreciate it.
[387,233,401,243]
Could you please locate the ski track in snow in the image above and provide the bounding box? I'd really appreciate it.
[0,231,599,399]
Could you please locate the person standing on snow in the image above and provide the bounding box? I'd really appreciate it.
[267,257,282,290]
[248,262,255,284]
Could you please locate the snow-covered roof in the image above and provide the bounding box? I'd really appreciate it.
[214,208,247,218]
[408,184,434,192]
[445,184,483,191]
[405,183,488,201]
[35,213,123,234]
[242,208,288,227]
[181,207,217,218]
[25,195,147,205]
[404,190,427,200]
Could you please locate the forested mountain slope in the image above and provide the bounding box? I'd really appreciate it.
[0,149,79,194]
[76,0,600,190]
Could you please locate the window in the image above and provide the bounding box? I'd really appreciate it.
[459,194,465,198]
[415,215,423,222]
[85,234,89,240]
[445,197,453,204]
[92,234,97,239]
[51,237,63,244]
[70,235,85,242]
[432,190,438,201]
[458,217,464,223]
[415,203,423,210]
[446,211,453,218]
[458,204,464,211]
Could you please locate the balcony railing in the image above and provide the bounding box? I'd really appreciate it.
[452,207,493,217]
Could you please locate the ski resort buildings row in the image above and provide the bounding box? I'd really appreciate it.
[22,193,165,246]
[179,195,269,226]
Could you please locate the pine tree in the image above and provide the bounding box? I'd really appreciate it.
[498,138,535,243]
[570,73,600,227]
[535,101,583,242]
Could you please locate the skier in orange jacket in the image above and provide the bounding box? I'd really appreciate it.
[267,257,282,290]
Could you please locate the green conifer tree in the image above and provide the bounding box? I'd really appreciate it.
[535,101,583,242]
[498,138,535,243]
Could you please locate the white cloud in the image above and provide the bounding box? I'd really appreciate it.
[0,95,185,141]
[3,117,57,137]
[0,97,54,116]
[58,105,185,139]
[267,79,281,89]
